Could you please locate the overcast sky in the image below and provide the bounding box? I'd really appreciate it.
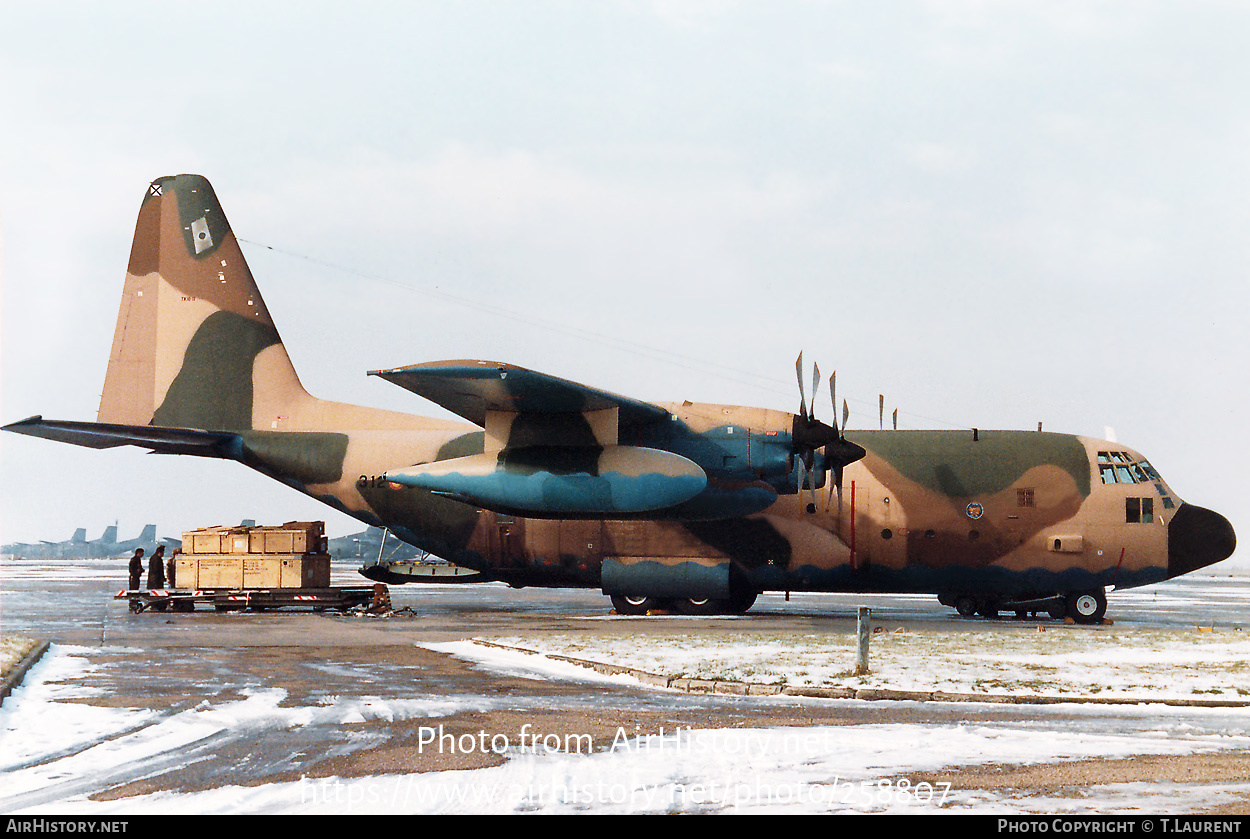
[1,2,1246,568]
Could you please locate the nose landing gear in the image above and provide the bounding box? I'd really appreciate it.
[941,587,1108,624]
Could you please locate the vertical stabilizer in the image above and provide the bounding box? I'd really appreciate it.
[98,175,311,431]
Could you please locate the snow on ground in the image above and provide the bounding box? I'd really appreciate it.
[483,623,1250,701]
[30,721,1250,815]
[3,643,1249,814]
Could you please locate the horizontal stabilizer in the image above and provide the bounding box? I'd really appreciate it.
[387,445,707,516]
[370,361,671,429]
[3,416,240,457]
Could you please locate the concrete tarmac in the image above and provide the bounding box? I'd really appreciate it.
[3,555,1249,813]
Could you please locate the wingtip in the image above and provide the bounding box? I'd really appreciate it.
[3,415,45,431]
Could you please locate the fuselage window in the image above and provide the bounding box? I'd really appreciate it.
[1126,497,1155,524]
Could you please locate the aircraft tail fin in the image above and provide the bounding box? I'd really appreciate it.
[71,528,87,543]
[100,525,117,544]
[138,524,156,542]
[98,175,312,431]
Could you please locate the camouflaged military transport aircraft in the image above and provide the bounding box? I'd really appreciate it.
[4,175,1237,623]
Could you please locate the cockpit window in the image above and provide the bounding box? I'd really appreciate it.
[1098,455,1178,509]
[1098,451,1147,484]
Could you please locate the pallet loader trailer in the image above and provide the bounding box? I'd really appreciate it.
[118,585,383,613]
[120,521,387,613]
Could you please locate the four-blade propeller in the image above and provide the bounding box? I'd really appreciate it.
[792,352,866,510]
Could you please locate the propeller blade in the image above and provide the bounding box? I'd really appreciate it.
[842,399,849,432]
[893,408,898,431]
[800,451,817,512]
[811,363,821,420]
[830,371,838,437]
[795,352,808,420]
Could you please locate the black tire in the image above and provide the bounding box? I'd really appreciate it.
[977,602,1000,619]
[954,596,977,617]
[1065,589,1107,624]
[610,594,662,615]
[675,596,725,616]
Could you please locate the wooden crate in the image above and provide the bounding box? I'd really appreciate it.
[174,554,330,589]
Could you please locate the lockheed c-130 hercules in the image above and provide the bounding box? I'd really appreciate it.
[4,175,1236,623]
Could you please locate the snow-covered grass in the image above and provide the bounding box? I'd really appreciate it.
[1,636,39,679]
[4,643,1250,814]
[485,624,1250,700]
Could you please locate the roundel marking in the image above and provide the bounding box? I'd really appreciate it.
[966,502,985,520]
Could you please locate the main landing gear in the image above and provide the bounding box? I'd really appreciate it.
[610,589,759,616]
[941,587,1108,624]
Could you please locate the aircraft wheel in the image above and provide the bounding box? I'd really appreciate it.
[1065,589,1107,624]
[611,594,662,615]
[954,596,977,617]
[977,601,1000,619]
[675,596,726,616]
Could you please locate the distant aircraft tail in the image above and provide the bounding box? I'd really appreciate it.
[138,524,156,542]
[97,175,314,432]
[100,525,118,544]
[71,528,87,543]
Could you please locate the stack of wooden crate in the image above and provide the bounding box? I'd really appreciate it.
[175,521,330,589]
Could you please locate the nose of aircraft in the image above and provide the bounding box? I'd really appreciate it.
[1168,503,1237,578]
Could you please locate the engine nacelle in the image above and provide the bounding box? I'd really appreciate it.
[386,445,707,516]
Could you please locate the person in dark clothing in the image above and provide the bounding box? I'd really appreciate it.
[129,548,145,590]
[147,545,166,589]
[167,548,179,589]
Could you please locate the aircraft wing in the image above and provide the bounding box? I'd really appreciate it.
[3,416,240,457]
[369,361,672,429]
[370,362,709,517]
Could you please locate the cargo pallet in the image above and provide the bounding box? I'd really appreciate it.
[117,586,383,613]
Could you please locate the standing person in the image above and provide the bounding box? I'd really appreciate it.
[128,548,145,590]
[147,545,166,589]
[167,548,179,589]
